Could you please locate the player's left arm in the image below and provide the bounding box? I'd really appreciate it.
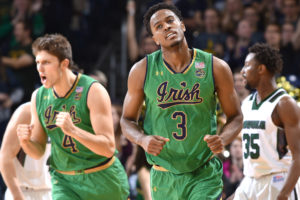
[56,82,115,158]
[204,57,243,153]
[275,96,300,200]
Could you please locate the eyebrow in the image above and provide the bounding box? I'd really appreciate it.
[153,15,174,27]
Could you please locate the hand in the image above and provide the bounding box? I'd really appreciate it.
[55,112,75,136]
[276,193,288,200]
[140,135,169,156]
[126,0,136,15]
[17,124,33,144]
[204,135,224,154]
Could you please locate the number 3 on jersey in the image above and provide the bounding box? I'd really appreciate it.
[171,111,187,140]
[243,133,260,159]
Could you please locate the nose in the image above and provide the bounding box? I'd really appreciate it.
[164,23,171,31]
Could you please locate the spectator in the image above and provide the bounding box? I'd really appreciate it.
[280,0,299,26]
[222,137,244,199]
[233,68,250,103]
[193,8,226,58]
[222,0,244,34]
[0,20,39,107]
[264,23,299,77]
[127,0,158,64]
[243,5,264,43]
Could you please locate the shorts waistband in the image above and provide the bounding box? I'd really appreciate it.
[56,156,115,175]
[153,155,214,172]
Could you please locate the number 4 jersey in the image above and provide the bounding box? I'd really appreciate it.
[241,88,292,178]
[36,73,109,171]
[143,48,216,174]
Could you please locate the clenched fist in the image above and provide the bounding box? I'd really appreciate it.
[17,124,33,144]
[55,112,75,136]
[204,134,224,154]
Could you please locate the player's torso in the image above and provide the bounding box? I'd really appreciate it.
[36,73,107,171]
[241,88,292,178]
[143,49,217,173]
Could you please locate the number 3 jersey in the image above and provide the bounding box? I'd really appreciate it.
[143,49,216,174]
[36,73,108,171]
[241,88,292,178]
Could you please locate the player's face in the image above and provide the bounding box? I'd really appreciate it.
[150,9,185,48]
[35,50,63,89]
[241,53,259,90]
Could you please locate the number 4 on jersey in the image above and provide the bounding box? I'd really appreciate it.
[62,135,79,153]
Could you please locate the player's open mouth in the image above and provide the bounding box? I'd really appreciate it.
[40,75,47,83]
[166,32,176,39]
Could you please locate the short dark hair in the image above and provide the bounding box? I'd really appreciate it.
[143,3,183,36]
[32,34,76,69]
[248,43,283,74]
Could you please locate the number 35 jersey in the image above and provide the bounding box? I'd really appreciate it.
[143,49,216,174]
[241,88,292,178]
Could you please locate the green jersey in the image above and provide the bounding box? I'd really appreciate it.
[36,73,108,171]
[143,48,217,174]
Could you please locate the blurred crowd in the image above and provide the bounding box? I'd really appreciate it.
[0,0,299,199]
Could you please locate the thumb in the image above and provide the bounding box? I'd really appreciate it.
[155,135,170,142]
[203,135,210,142]
[29,124,34,130]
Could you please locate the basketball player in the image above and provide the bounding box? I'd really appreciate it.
[233,43,300,200]
[16,34,129,200]
[0,102,51,200]
[121,3,243,199]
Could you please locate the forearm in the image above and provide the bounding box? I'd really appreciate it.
[0,159,24,199]
[120,117,146,146]
[20,140,45,159]
[70,126,115,158]
[127,14,139,62]
[279,159,300,197]
[219,114,243,145]
[2,57,20,69]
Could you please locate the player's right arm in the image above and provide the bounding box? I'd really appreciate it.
[121,58,169,156]
[0,103,31,200]
[17,90,47,159]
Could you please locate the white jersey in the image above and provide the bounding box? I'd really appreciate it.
[12,143,51,190]
[241,88,292,178]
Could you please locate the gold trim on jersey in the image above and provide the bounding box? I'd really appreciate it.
[56,156,115,175]
[183,48,196,74]
[162,49,196,74]
[153,165,169,172]
[52,73,81,99]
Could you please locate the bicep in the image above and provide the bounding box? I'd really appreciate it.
[30,90,47,146]
[88,83,114,138]
[122,60,146,121]
[213,57,241,118]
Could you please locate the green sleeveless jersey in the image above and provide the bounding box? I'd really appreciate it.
[36,73,108,171]
[143,49,217,174]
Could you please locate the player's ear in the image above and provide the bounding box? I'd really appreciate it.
[152,35,160,46]
[258,64,267,74]
[180,21,186,32]
[61,59,70,69]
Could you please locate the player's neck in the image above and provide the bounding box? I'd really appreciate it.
[53,70,77,97]
[256,78,277,103]
[161,40,192,73]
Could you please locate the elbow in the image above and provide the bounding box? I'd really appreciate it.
[106,140,115,158]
